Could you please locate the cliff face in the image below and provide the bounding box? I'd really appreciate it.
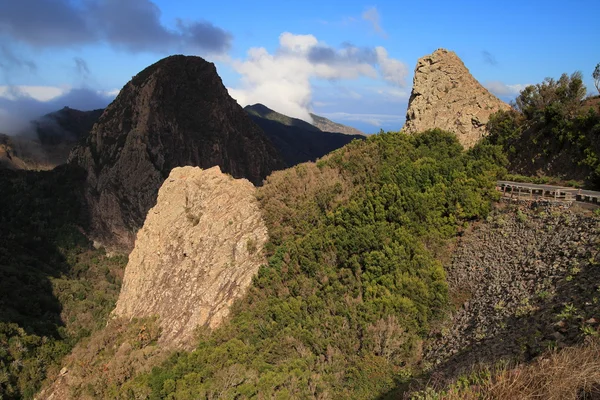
[403,48,510,148]
[68,55,284,251]
[112,166,268,349]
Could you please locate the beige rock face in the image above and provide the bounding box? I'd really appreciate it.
[403,48,511,148]
[112,166,268,349]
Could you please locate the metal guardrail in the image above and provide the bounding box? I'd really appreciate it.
[496,181,600,205]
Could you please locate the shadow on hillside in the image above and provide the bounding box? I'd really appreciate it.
[248,115,364,167]
[0,165,88,339]
[0,236,67,338]
[378,253,600,399]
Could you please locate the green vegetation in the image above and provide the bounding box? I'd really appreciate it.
[593,63,599,94]
[110,129,504,398]
[486,72,600,188]
[0,166,126,399]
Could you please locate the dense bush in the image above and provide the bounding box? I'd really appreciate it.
[124,130,504,399]
[486,72,600,188]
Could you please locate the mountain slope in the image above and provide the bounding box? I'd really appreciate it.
[309,112,365,136]
[69,55,285,251]
[49,129,503,398]
[246,103,321,132]
[245,103,364,166]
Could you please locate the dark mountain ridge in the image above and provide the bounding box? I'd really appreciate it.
[68,55,285,251]
[33,106,103,146]
[245,103,365,166]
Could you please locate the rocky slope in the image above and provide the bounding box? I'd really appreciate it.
[421,200,600,385]
[112,166,268,349]
[403,48,510,148]
[245,104,364,166]
[0,133,30,169]
[68,55,284,251]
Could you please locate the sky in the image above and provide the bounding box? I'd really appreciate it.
[0,0,599,135]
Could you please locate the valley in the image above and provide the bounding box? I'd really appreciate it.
[0,45,599,400]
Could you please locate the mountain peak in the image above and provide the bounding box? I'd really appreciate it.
[69,55,284,251]
[403,48,510,148]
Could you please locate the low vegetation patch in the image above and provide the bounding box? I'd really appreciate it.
[410,338,600,400]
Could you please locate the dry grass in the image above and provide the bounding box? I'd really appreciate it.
[39,317,171,399]
[416,338,600,399]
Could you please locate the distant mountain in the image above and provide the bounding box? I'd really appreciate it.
[245,104,365,167]
[246,103,321,132]
[0,107,102,170]
[69,55,285,251]
[309,113,365,136]
[34,106,103,146]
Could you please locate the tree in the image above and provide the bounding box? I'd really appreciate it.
[514,72,586,119]
[594,63,600,94]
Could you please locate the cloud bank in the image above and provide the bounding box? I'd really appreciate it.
[228,32,408,122]
[0,0,232,54]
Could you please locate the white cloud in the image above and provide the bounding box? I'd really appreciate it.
[484,81,529,97]
[0,85,69,101]
[102,88,121,97]
[362,7,387,38]
[375,47,408,86]
[370,86,410,102]
[279,32,318,53]
[227,32,408,122]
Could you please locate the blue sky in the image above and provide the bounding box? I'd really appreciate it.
[1,0,599,134]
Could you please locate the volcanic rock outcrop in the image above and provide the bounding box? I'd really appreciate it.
[69,55,284,250]
[112,166,268,348]
[403,48,510,148]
